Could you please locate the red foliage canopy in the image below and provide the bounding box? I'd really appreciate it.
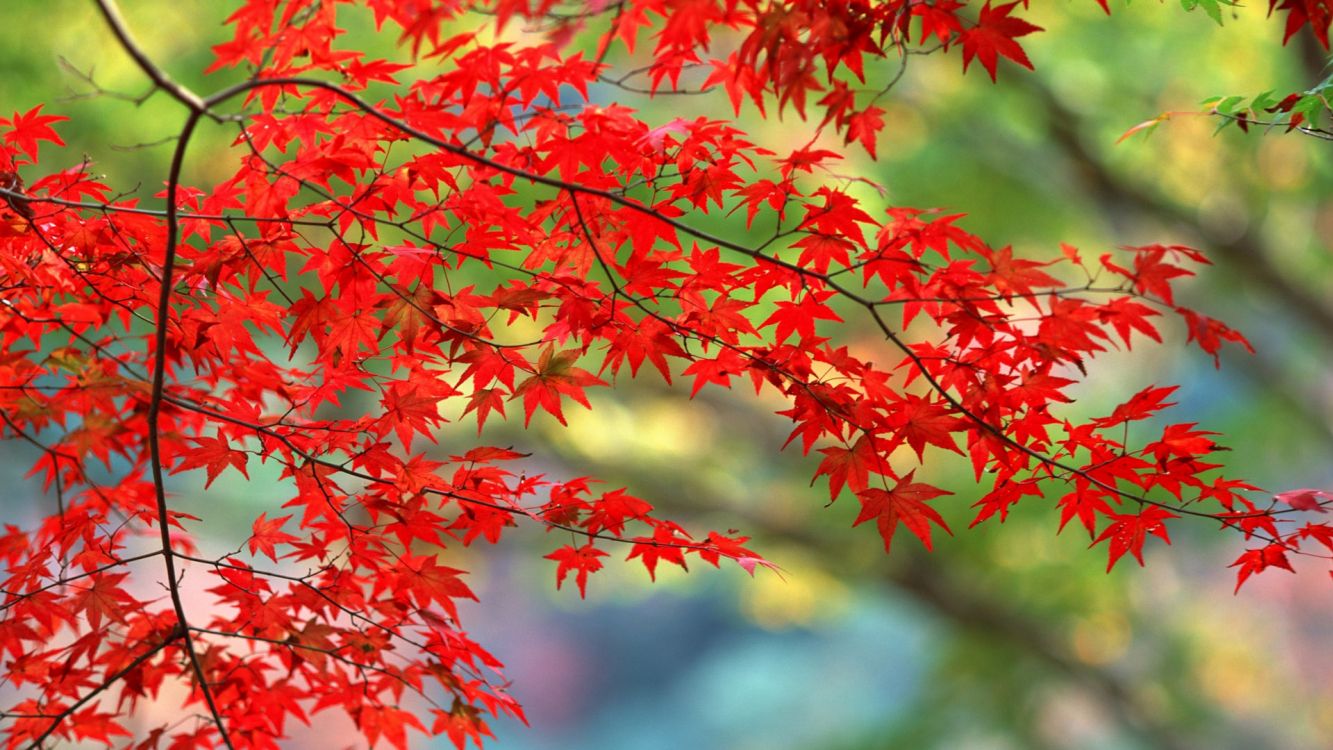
[1,1,1330,748]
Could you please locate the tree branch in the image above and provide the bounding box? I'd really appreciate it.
[91,0,207,113]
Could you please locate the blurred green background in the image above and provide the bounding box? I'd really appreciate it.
[3,1,1333,749]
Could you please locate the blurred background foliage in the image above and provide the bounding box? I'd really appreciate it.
[3,1,1333,748]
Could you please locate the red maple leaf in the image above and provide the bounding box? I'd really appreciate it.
[511,345,606,426]
[959,2,1043,82]
[813,435,878,499]
[626,524,692,581]
[1095,385,1179,427]
[1230,544,1297,592]
[853,473,953,553]
[1092,506,1177,571]
[545,543,609,597]
[1,105,67,162]
[247,513,299,562]
[845,106,886,159]
[71,573,133,630]
[585,488,654,536]
[980,244,1062,300]
[358,704,427,750]
[174,435,250,489]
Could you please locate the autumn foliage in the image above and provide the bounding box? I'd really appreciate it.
[1,0,1331,748]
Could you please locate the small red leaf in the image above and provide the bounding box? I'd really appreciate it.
[853,473,952,553]
[248,513,299,562]
[958,2,1043,82]
[546,543,609,597]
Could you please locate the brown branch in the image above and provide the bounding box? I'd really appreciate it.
[91,0,207,114]
[142,109,235,749]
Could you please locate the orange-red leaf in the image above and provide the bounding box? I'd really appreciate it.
[959,2,1042,82]
[853,473,952,553]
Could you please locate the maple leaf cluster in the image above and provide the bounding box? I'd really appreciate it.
[1,1,1331,750]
